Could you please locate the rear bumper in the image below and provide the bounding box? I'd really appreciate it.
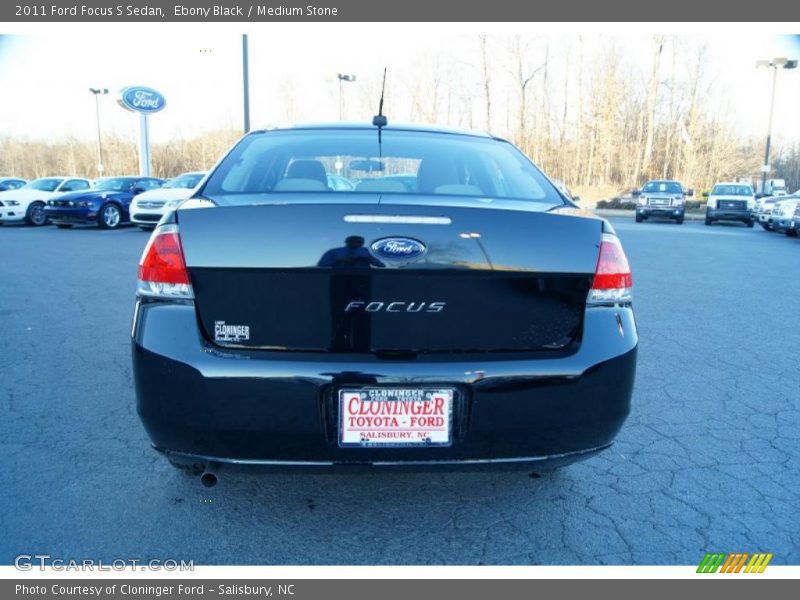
[707,208,751,222]
[132,302,637,468]
[157,443,612,472]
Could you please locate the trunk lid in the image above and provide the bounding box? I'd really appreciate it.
[177,199,603,354]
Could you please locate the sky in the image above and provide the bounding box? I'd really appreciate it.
[0,25,798,147]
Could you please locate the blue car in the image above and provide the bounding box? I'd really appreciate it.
[45,176,165,229]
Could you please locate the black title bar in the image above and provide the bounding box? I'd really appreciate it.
[3,0,800,22]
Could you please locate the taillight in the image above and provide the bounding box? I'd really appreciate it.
[137,224,194,299]
[588,233,632,305]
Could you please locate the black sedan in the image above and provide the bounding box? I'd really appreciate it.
[45,176,164,229]
[132,123,637,485]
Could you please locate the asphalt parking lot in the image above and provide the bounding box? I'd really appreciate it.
[1,217,799,566]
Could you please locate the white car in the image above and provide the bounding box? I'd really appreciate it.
[0,177,27,192]
[129,171,206,229]
[0,177,92,226]
[703,182,755,227]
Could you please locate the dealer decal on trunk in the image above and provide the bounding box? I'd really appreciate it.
[214,321,250,343]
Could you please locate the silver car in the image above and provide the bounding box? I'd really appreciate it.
[771,196,800,235]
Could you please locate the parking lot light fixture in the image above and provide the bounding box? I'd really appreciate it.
[756,58,798,193]
[337,73,356,120]
[89,87,108,177]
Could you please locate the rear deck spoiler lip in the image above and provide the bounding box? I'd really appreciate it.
[179,192,569,213]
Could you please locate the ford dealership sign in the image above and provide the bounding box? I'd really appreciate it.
[118,86,166,114]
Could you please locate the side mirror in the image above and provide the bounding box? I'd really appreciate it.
[631,190,641,197]
[702,191,709,198]
[571,195,581,202]
[686,189,694,197]
[132,186,146,195]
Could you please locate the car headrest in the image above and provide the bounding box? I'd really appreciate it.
[417,157,460,194]
[286,160,328,186]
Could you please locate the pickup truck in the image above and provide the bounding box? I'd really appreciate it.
[703,182,754,227]
[633,180,691,225]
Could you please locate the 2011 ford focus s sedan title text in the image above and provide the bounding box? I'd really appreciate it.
[131,123,637,483]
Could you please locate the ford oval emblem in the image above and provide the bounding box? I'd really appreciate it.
[118,86,166,114]
[371,237,427,260]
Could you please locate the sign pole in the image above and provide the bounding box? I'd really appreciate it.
[117,85,165,177]
[139,113,151,177]
[242,34,251,133]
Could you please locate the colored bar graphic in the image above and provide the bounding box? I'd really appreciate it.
[699,552,772,573]
[744,553,773,573]
[697,553,726,573]
[732,553,749,573]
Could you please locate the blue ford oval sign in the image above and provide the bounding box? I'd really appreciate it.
[371,237,427,260]
[118,86,166,114]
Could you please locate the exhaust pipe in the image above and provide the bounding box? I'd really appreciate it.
[200,462,220,488]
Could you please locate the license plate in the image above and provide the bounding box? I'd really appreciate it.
[338,388,454,447]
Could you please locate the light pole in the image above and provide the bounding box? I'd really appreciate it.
[337,73,356,120]
[242,34,251,133]
[756,57,798,193]
[89,87,108,177]
[459,232,493,270]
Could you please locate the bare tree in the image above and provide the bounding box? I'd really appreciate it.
[0,34,784,201]
[478,35,493,131]
[508,35,544,154]
[642,35,664,173]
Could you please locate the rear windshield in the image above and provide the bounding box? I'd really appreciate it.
[712,184,753,196]
[200,128,565,206]
[643,181,682,194]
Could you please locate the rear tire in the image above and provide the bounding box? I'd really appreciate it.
[787,228,798,237]
[747,220,754,228]
[98,203,122,229]
[56,224,73,229]
[24,201,47,226]
[676,216,684,225]
[705,216,712,226]
[635,214,643,223]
